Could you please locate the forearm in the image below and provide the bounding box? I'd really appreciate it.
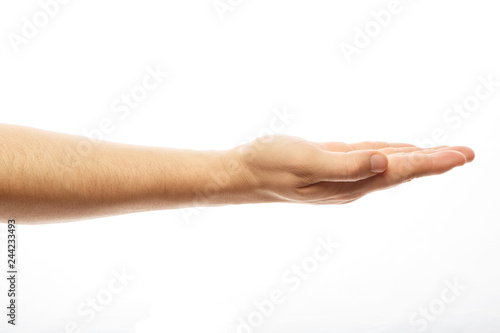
[0,124,255,224]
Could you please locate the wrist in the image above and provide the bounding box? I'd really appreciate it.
[201,148,260,205]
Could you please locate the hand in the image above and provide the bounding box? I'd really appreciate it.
[233,135,474,204]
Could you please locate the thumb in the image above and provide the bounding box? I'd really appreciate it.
[314,150,388,182]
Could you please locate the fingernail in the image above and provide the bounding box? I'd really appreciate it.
[370,154,387,173]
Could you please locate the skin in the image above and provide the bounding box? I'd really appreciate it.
[0,123,474,224]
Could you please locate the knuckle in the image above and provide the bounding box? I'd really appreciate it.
[398,159,415,183]
[288,148,316,176]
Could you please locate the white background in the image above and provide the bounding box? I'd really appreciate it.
[1,0,499,332]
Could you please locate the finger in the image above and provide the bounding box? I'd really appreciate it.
[314,142,355,153]
[435,146,475,162]
[377,146,447,156]
[350,141,416,150]
[311,149,389,182]
[378,147,426,155]
[349,150,468,193]
[379,146,475,161]
[314,141,416,153]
